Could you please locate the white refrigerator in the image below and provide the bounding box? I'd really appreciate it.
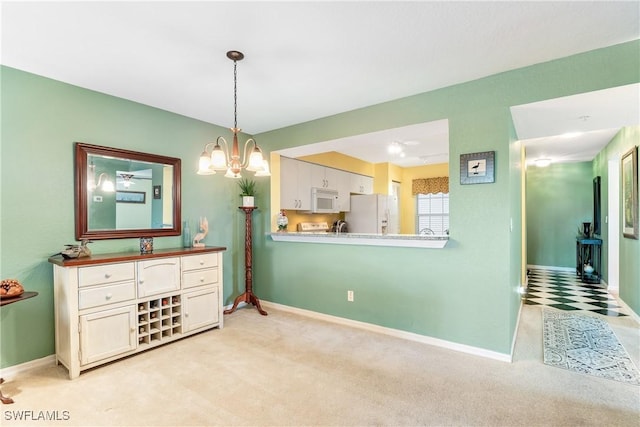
[346,194,398,234]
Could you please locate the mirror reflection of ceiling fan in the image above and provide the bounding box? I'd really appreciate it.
[117,173,135,188]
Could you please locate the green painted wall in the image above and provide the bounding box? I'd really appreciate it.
[593,126,640,314]
[1,40,639,369]
[526,162,594,268]
[0,66,258,368]
[253,40,640,355]
[508,118,524,345]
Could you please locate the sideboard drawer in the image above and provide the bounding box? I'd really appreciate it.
[137,258,180,298]
[182,268,219,289]
[79,282,135,310]
[78,263,135,288]
[182,253,218,271]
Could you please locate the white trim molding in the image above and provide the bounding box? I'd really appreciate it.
[261,300,512,363]
[527,264,574,273]
[0,355,56,380]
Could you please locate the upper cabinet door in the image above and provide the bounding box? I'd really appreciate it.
[311,164,340,189]
[280,157,298,209]
[335,169,351,212]
[350,174,373,195]
[280,157,312,210]
[310,163,327,188]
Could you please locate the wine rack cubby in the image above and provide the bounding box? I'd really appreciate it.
[137,294,182,346]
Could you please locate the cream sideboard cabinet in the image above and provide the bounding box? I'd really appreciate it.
[48,247,225,379]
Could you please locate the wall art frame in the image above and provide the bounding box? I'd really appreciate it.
[622,146,638,239]
[460,151,495,185]
[116,190,146,204]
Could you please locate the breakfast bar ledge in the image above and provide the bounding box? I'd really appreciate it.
[269,232,448,248]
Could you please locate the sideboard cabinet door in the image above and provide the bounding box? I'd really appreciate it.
[183,288,219,332]
[79,305,136,365]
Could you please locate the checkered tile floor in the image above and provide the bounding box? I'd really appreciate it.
[524,268,629,317]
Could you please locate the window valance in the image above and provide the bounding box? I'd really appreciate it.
[412,177,449,195]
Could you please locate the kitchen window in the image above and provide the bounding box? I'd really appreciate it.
[416,193,449,235]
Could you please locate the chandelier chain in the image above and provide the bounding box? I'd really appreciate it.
[233,59,238,129]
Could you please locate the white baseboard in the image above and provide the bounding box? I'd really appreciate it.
[527,264,574,273]
[613,294,640,324]
[260,300,512,363]
[511,300,524,357]
[0,355,56,379]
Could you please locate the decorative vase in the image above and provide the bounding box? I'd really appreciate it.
[182,221,191,248]
[242,196,255,207]
[140,237,153,254]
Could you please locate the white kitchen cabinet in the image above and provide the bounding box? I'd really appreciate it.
[49,247,225,379]
[350,173,374,195]
[335,169,352,212]
[280,156,312,210]
[311,163,341,190]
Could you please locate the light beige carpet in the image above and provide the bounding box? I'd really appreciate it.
[2,304,639,426]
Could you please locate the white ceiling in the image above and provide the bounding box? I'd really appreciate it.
[2,1,639,167]
[513,84,640,165]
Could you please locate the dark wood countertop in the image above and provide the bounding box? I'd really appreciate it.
[48,246,227,267]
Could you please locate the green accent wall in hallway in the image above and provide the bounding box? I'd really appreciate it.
[526,162,594,268]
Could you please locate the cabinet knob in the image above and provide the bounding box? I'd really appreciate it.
[104,273,112,279]
[105,294,112,300]
[200,277,205,282]
[199,260,205,265]
[185,313,189,317]
[130,328,135,334]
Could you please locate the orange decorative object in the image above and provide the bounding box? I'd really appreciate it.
[0,279,24,299]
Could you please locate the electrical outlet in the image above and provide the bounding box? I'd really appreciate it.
[347,290,354,302]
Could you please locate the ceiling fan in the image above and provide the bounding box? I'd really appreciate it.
[117,173,136,188]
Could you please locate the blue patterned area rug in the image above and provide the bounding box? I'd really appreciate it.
[543,309,640,385]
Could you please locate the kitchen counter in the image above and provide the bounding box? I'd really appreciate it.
[269,232,448,248]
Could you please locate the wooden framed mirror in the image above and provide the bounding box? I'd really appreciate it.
[75,142,181,240]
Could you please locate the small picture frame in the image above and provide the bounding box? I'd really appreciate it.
[116,190,146,204]
[622,146,638,239]
[460,151,495,185]
[153,185,161,199]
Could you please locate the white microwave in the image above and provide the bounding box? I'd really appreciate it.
[310,187,339,213]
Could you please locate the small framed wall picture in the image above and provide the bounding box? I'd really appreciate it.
[460,151,495,185]
[621,146,638,239]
